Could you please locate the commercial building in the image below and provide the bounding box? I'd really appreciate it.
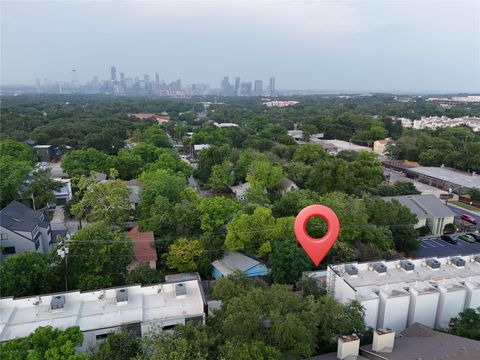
[314,139,372,155]
[406,166,480,195]
[382,194,455,235]
[323,253,480,334]
[0,201,52,258]
[212,252,270,279]
[0,279,207,351]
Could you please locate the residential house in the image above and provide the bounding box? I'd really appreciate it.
[229,182,251,201]
[0,201,51,258]
[373,139,391,155]
[193,144,210,159]
[382,194,455,235]
[53,178,73,205]
[212,252,270,279]
[279,178,298,194]
[0,279,207,352]
[126,180,141,210]
[127,226,157,271]
[33,145,60,162]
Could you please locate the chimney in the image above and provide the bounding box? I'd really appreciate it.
[372,328,395,353]
[337,334,360,359]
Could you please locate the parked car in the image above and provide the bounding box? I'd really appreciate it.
[441,235,458,244]
[461,214,477,224]
[466,233,480,242]
[459,234,476,243]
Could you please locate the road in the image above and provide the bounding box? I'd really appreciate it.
[447,205,480,225]
[415,235,480,258]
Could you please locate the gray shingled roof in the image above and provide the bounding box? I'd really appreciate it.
[0,201,45,232]
[409,166,480,189]
[382,194,455,219]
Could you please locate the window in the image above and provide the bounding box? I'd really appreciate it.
[186,316,204,327]
[161,324,177,331]
[95,333,109,341]
[0,233,8,241]
[2,247,15,255]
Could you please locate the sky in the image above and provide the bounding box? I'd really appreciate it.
[1,0,479,92]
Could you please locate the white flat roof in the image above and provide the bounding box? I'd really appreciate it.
[326,254,480,300]
[0,280,204,341]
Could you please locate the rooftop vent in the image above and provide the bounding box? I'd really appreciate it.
[345,264,358,276]
[175,283,187,297]
[51,295,65,310]
[373,263,387,274]
[451,257,466,267]
[427,259,440,269]
[400,260,415,271]
[116,289,128,303]
[475,255,480,264]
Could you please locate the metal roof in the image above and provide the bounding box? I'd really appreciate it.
[408,166,480,189]
[212,252,264,276]
[382,194,455,219]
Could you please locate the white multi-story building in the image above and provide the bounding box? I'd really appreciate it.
[0,279,207,351]
[392,115,480,132]
[322,254,480,334]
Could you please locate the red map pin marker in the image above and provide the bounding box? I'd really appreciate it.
[294,204,340,266]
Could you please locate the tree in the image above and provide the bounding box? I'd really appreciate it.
[131,142,163,164]
[0,252,61,297]
[194,144,232,183]
[61,148,112,178]
[126,263,164,285]
[167,238,205,273]
[219,340,282,360]
[268,240,313,284]
[209,160,234,190]
[225,207,294,257]
[145,149,192,177]
[90,330,141,360]
[66,223,134,291]
[24,168,63,209]
[449,308,480,340]
[247,160,284,190]
[296,275,326,299]
[211,271,267,301]
[469,187,480,201]
[0,326,86,360]
[0,155,32,206]
[196,196,238,233]
[140,325,209,360]
[292,144,328,165]
[376,181,420,197]
[71,179,131,228]
[0,139,37,163]
[366,197,419,253]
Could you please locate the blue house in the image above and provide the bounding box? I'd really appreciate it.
[212,252,270,279]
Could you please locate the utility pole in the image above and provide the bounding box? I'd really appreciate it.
[57,242,69,291]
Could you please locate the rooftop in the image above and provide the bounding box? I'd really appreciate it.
[408,167,480,189]
[0,201,47,233]
[212,252,264,276]
[127,226,157,264]
[382,194,456,219]
[0,280,204,342]
[328,253,480,298]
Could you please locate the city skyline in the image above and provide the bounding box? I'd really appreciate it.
[1,1,479,92]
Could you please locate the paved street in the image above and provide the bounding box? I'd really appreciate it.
[447,204,480,225]
[415,235,480,258]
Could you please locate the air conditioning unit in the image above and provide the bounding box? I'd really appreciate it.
[400,260,415,271]
[98,290,105,300]
[373,263,387,274]
[51,295,65,310]
[426,259,441,269]
[345,264,358,276]
[451,257,466,268]
[33,297,41,306]
[116,289,128,304]
[474,255,480,264]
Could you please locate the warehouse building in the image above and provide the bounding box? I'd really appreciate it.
[323,253,480,334]
[0,278,207,351]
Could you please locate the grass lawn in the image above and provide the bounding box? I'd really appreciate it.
[450,201,480,212]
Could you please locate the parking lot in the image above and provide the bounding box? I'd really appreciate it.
[415,235,480,258]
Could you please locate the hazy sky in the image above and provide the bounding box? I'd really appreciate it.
[1,0,479,92]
